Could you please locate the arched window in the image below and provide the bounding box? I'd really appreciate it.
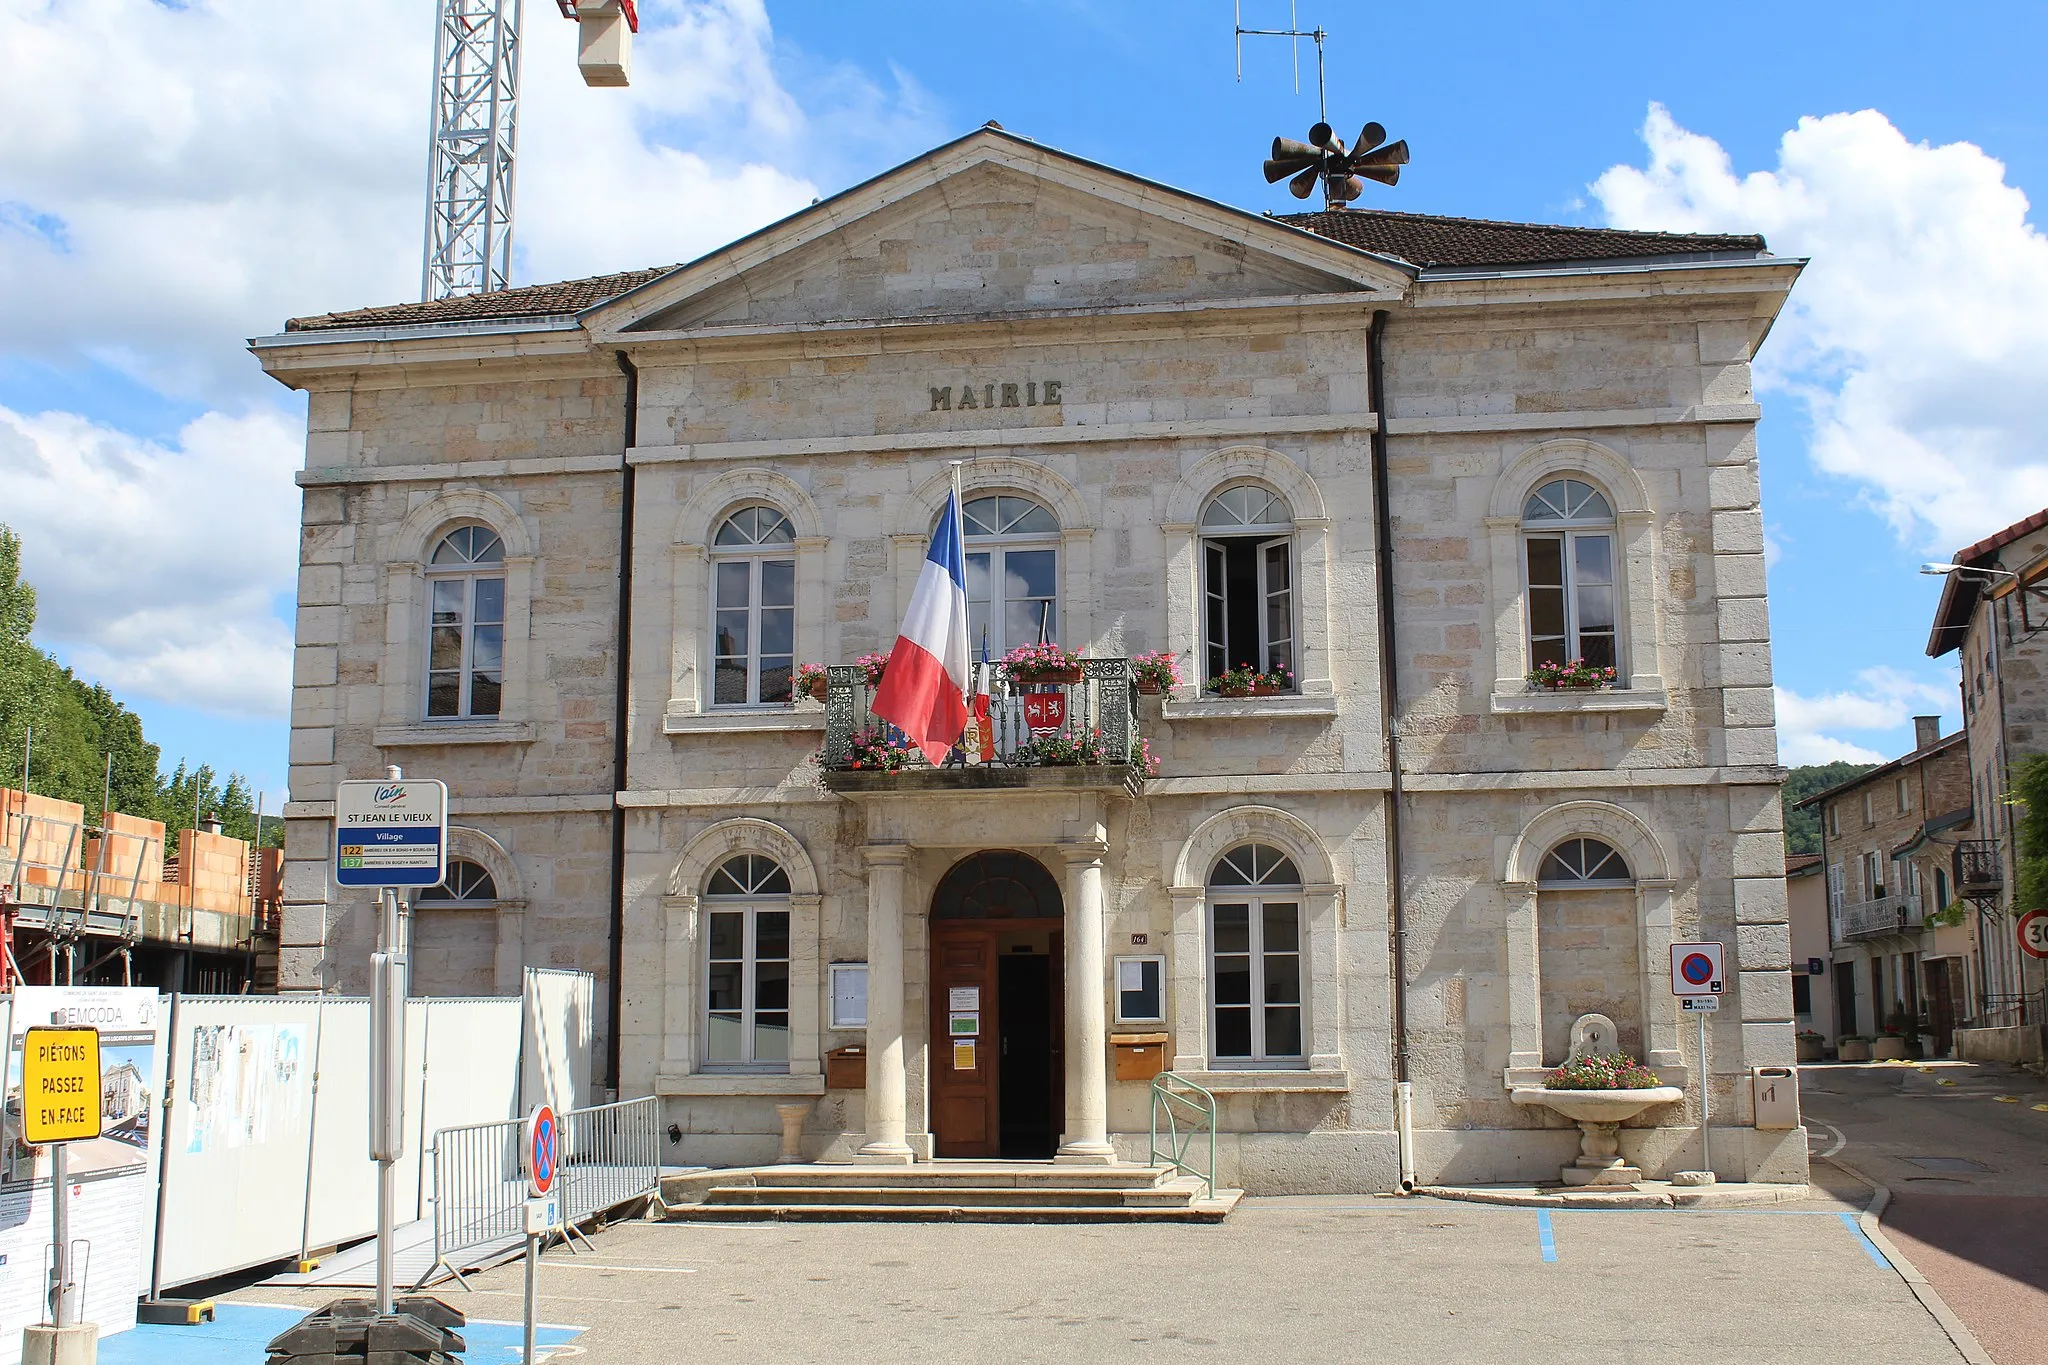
[962,494,1059,653]
[711,506,796,707]
[1522,478,1617,675]
[703,853,791,1071]
[417,859,498,903]
[1537,837,1632,887]
[425,526,505,718]
[1207,843,1304,1065]
[1200,486,1294,687]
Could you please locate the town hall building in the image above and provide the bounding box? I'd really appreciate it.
[256,126,1807,1191]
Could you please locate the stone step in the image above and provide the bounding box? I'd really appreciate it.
[663,1164,1175,1201]
[700,1183,1197,1208]
[661,1194,1241,1225]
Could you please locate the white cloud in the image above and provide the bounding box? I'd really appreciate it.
[0,403,302,717]
[0,0,939,407]
[1593,104,2048,555]
[0,0,943,724]
[1774,666,1955,767]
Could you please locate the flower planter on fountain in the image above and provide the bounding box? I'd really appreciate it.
[1510,1014,1682,1187]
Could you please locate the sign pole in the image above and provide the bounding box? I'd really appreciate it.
[523,1228,538,1365]
[50,1142,70,1326]
[521,1104,559,1365]
[1698,1008,1710,1177]
[333,764,445,1323]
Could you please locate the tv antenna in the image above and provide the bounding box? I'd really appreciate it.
[1234,3,1409,210]
[1234,1,1327,122]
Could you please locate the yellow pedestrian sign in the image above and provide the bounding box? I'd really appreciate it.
[22,1025,103,1144]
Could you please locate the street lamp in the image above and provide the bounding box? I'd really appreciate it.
[1920,563,2018,580]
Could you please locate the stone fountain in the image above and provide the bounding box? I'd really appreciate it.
[1510,1014,1683,1187]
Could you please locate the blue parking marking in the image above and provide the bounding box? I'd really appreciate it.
[1536,1208,1558,1262]
[1838,1212,1892,1269]
[99,1303,585,1365]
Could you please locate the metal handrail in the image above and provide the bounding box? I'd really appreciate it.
[823,657,1137,772]
[1149,1071,1217,1199]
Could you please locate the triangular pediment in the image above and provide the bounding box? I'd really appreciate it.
[585,129,1409,336]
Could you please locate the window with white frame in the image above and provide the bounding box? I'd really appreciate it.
[962,494,1060,653]
[703,853,792,1070]
[711,506,796,706]
[1200,485,1295,685]
[1895,776,1911,815]
[1862,850,1884,900]
[1536,837,1633,887]
[1522,478,1618,676]
[1827,804,1841,838]
[425,526,506,719]
[416,859,498,903]
[1207,843,1304,1066]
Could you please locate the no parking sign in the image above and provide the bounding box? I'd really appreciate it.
[526,1104,559,1198]
[1670,941,1725,996]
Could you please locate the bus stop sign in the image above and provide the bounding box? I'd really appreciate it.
[335,778,448,889]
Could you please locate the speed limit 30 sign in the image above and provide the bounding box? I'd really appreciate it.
[2019,910,2048,960]
[1670,942,1725,996]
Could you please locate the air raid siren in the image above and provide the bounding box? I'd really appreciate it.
[1263,121,1410,206]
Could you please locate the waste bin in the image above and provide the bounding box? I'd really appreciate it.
[1752,1066,1800,1130]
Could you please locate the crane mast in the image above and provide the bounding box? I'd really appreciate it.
[420,0,635,302]
[421,0,523,301]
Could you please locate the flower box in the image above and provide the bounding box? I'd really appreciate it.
[1870,1035,1912,1061]
[1796,1034,1825,1063]
[1136,678,1164,696]
[1252,683,1282,697]
[1132,651,1180,696]
[1837,1037,1871,1062]
[1012,666,1083,685]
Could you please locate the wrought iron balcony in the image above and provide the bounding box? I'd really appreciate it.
[1953,840,2003,899]
[819,657,1142,794]
[1834,893,1922,943]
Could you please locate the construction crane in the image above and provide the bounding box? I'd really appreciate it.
[420,0,638,302]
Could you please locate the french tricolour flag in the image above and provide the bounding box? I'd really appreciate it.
[871,489,971,765]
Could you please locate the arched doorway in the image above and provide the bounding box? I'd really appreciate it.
[929,852,1065,1159]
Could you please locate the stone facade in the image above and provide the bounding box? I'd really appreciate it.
[1928,510,2048,1021]
[256,129,1806,1190]
[1803,722,1978,1053]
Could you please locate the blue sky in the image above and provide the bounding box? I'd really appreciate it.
[5,0,2047,798]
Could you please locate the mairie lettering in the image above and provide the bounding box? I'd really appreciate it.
[928,379,1062,413]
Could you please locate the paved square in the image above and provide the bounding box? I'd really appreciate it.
[224,1186,1964,1364]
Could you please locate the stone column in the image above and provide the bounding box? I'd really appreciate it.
[1057,835,1117,1164]
[1503,880,1543,1075]
[856,845,914,1164]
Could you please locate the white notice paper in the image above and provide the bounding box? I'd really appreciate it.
[948,987,980,1011]
[1117,960,1145,992]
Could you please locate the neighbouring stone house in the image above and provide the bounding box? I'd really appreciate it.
[1927,504,2048,1061]
[254,127,1807,1190]
[1796,719,1978,1055]
[1785,853,1835,1051]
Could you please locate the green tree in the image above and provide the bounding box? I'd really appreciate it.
[1,522,278,849]
[1782,761,1877,856]
[2011,755,2048,915]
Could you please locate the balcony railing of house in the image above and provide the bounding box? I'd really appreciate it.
[1833,893,1923,943]
[1953,840,2003,899]
[820,657,1143,794]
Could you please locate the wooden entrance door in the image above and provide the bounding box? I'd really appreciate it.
[929,919,1064,1158]
[930,923,1001,1156]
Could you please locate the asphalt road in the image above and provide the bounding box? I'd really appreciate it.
[228,1186,1961,1363]
[1804,1059,2048,1365]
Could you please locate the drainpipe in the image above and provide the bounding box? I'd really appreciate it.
[1368,308,1415,1192]
[606,350,639,1096]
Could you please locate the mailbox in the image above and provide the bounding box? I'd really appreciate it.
[1112,1033,1169,1082]
[825,1045,866,1090]
[1752,1065,1800,1130]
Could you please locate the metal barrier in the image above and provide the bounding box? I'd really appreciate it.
[560,1095,661,1224]
[425,1095,659,1289]
[1149,1072,1217,1200]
